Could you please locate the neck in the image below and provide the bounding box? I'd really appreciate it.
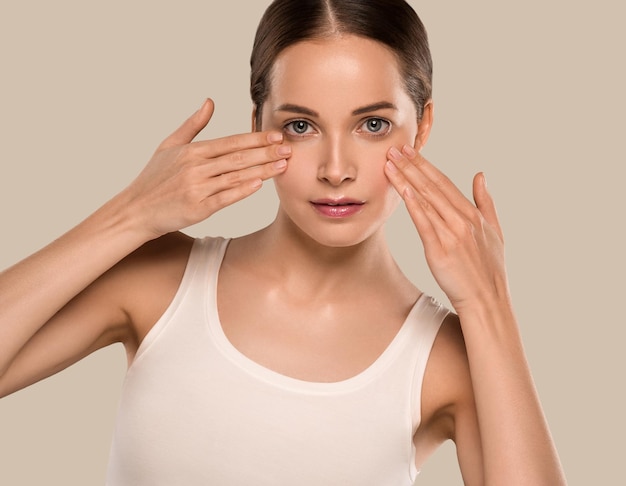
[244,214,399,300]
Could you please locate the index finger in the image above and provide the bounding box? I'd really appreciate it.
[191,130,284,159]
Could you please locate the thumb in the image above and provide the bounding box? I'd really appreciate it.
[473,172,504,241]
[157,98,215,150]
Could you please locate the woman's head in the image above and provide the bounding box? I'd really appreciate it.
[250,0,432,129]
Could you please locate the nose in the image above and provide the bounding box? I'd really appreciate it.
[316,135,356,186]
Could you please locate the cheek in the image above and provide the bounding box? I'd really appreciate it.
[273,144,316,194]
[353,143,392,182]
[352,143,403,204]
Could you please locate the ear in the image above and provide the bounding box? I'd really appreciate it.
[414,101,434,151]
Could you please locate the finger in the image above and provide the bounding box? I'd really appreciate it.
[201,142,291,178]
[190,129,285,160]
[158,98,215,150]
[200,178,265,216]
[388,147,471,228]
[473,173,504,241]
[385,160,445,250]
[393,145,478,221]
[194,157,288,220]
[206,158,288,192]
[402,186,449,254]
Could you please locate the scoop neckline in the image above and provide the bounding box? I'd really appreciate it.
[204,237,425,394]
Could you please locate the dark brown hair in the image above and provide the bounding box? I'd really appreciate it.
[250,0,433,128]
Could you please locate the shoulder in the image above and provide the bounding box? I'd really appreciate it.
[416,312,485,486]
[112,231,195,287]
[418,312,476,441]
[126,230,195,263]
[109,231,196,353]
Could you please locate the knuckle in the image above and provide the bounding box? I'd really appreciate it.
[179,186,199,208]
[418,180,435,196]
[452,219,475,243]
[432,175,446,190]
[461,219,475,237]
[224,135,243,152]
[396,156,412,170]
[190,143,208,160]
[221,170,243,186]
[228,150,246,168]
[413,156,427,169]
[210,191,228,209]
[417,197,431,212]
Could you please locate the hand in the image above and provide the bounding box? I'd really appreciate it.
[384,145,510,314]
[124,98,290,239]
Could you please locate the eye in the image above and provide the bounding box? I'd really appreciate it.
[284,120,314,136]
[359,117,391,136]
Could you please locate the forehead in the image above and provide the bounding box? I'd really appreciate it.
[267,35,413,115]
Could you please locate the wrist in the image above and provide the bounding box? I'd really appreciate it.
[80,189,156,254]
[454,295,521,345]
[98,187,162,244]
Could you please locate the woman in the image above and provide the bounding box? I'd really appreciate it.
[0,0,566,484]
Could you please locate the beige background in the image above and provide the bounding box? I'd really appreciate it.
[0,1,623,484]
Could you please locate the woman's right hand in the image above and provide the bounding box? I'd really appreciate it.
[124,98,290,239]
[0,99,289,389]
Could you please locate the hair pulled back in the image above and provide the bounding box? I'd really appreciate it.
[250,0,433,128]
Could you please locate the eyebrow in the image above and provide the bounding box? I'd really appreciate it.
[352,101,398,116]
[275,101,397,117]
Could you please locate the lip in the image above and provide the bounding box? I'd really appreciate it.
[310,198,365,218]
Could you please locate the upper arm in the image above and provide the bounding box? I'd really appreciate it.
[0,260,131,398]
[415,313,485,485]
[0,232,193,398]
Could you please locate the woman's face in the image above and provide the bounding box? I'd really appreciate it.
[260,35,425,248]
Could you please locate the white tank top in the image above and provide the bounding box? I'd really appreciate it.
[106,237,448,485]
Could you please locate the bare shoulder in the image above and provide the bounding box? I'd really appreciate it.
[122,231,194,269]
[111,231,195,355]
[414,312,479,460]
[0,232,196,397]
[416,313,485,486]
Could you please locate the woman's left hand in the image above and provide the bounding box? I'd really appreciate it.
[384,145,510,315]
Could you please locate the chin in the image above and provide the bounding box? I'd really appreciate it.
[279,204,397,250]
[293,221,383,250]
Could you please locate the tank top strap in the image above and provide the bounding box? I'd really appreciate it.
[407,295,450,428]
[130,236,229,365]
[189,235,229,275]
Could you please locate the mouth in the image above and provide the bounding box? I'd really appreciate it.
[310,198,365,218]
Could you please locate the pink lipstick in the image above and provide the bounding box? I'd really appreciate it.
[310,198,365,218]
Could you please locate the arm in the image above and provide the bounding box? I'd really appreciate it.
[385,146,566,485]
[0,98,290,396]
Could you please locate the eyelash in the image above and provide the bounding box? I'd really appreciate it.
[282,117,392,138]
[283,120,315,137]
[358,117,392,137]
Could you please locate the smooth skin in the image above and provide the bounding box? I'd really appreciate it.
[0,35,566,485]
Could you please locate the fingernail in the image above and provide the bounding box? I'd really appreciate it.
[404,187,417,199]
[273,159,287,169]
[389,146,402,161]
[268,132,283,143]
[385,160,398,173]
[402,145,416,158]
[277,145,292,156]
